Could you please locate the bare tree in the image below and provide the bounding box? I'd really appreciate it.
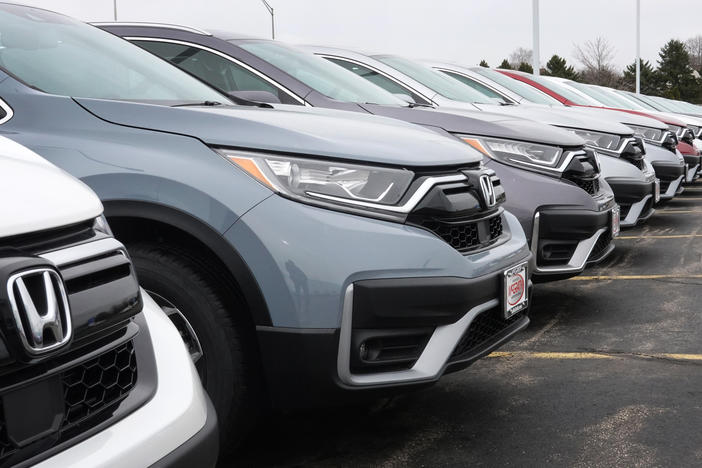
[509,47,532,68]
[685,35,702,71]
[574,37,619,86]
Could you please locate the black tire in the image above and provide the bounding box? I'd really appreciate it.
[127,242,261,452]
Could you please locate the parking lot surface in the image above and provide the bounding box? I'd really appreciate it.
[230,184,702,467]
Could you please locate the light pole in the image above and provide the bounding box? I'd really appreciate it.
[532,0,540,75]
[113,0,117,21]
[261,0,275,40]
[636,0,641,94]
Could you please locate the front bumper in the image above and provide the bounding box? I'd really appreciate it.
[531,207,615,281]
[682,153,701,183]
[37,291,217,468]
[257,272,532,409]
[605,177,656,228]
[650,159,685,200]
[228,195,533,408]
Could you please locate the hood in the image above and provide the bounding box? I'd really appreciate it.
[74,98,484,167]
[361,104,584,147]
[654,111,702,128]
[562,106,669,131]
[473,103,635,135]
[0,136,102,238]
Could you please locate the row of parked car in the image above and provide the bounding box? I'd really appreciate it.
[1,3,700,466]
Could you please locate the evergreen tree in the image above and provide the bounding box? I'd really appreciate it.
[621,59,659,95]
[657,39,699,101]
[479,59,489,67]
[544,54,580,80]
[498,59,512,70]
[517,62,533,74]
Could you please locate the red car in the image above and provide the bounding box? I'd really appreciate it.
[497,70,698,163]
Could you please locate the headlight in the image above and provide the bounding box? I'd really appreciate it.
[566,129,621,152]
[460,136,564,173]
[627,125,664,143]
[668,124,683,137]
[217,149,414,212]
[93,215,113,236]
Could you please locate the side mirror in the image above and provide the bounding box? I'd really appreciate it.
[392,93,415,104]
[227,90,281,104]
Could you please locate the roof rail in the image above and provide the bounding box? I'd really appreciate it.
[91,22,211,36]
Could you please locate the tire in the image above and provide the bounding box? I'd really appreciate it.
[127,242,261,452]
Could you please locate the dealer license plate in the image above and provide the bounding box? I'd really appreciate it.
[503,263,528,319]
[611,205,620,238]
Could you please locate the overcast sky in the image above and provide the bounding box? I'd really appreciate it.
[18,0,702,70]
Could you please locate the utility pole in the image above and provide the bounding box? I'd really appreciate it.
[636,0,641,94]
[261,0,275,40]
[532,0,540,75]
[113,0,117,21]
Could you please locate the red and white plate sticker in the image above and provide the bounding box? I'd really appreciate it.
[503,263,528,318]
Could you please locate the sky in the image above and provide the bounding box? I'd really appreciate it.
[16,0,702,70]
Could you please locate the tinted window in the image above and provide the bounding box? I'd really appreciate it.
[236,40,406,106]
[133,40,300,105]
[439,70,510,104]
[0,4,225,103]
[470,67,562,105]
[325,57,430,104]
[374,55,490,103]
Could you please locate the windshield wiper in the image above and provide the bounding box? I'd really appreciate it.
[406,102,434,108]
[171,101,223,108]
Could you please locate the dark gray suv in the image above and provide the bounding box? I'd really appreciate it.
[0,4,533,447]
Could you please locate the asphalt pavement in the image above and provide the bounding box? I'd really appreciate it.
[229,183,702,468]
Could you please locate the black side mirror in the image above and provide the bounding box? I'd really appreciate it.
[228,90,281,104]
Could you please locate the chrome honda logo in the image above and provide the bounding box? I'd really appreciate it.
[7,268,72,354]
[479,174,497,208]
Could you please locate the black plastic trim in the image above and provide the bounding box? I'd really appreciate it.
[103,200,272,326]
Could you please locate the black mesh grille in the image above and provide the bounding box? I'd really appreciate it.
[0,342,137,464]
[631,159,645,170]
[575,178,600,195]
[489,216,503,239]
[451,309,526,359]
[420,215,503,253]
[61,342,137,431]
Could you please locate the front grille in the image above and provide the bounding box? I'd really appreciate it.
[631,159,645,170]
[451,308,525,359]
[2,220,95,254]
[62,342,138,431]
[0,341,138,464]
[588,231,613,262]
[420,214,504,253]
[575,178,600,195]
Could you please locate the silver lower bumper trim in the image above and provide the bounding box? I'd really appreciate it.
[531,212,609,275]
[620,194,653,228]
[337,284,500,386]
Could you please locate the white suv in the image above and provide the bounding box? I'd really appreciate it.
[0,137,217,467]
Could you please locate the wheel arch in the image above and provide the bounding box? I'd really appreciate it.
[103,199,272,327]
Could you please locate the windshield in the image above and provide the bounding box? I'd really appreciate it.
[608,90,651,111]
[236,40,405,106]
[0,4,227,103]
[471,68,562,105]
[627,93,664,111]
[438,70,510,104]
[374,55,493,103]
[525,75,597,105]
[568,83,636,109]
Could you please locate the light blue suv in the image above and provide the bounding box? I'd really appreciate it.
[0,3,532,448]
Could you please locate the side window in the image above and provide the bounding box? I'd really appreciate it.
[441,71,510,104]
[132,40,301,105]
[324,57,430,105]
